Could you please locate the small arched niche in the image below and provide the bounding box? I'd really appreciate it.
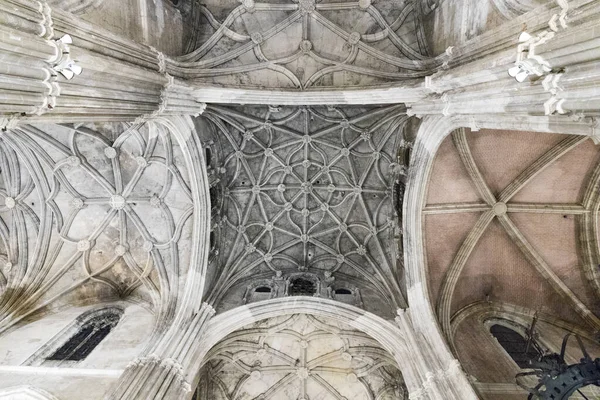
[333,287,357,305]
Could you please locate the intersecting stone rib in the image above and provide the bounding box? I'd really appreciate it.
[452,128,497,206]
[498,135,588,203]
[497,214,600,330]
[423,203,491,214]
[579,160,600,299]
[437,210,496,337]
[506,203,588,214]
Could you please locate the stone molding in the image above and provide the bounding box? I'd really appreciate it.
[0,0,206,126]
[107,302,215,400]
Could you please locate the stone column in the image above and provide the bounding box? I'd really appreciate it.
[107,303,215,400]
[0,0,205,129]
[410,0,600,117]
[396,309,478,400]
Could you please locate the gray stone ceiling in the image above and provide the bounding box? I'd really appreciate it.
[202,105,408,315]
[180,0,441,89]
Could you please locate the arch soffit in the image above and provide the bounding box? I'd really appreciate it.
[152,116,211,315]
[193,297,419,389]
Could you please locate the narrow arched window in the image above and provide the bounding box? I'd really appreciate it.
[335,288,352,295]
[333,287,355,305]
[249,286,272,303]
[205,147,212,167]
[46,310,121,362]
[289,278,316,296]
[490,324,541,368]
[209,186,218,208]
[209,231,215,250]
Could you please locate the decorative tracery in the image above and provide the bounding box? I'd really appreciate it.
[202,105,409,314]
[0,121,196,331]
[196,314,408,400]
[179,0,443,89]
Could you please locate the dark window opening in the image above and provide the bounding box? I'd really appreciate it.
[289,278,316,296]
[205,147,212,167]
[394,180,405,215]
[209,186,218,208]
[490,324,541,368]
[209,231,215,249]
[255,286,271,293]
[47,312,120,362]
[335,288,352,295]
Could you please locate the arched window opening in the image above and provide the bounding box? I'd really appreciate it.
[209,231,215,250]
[46,310,121,362]
[209,186,219,209]
[289,278,316,296]
[333,287,355,305]
[490,324,541,368]
[251,286,272,302]
[205,147,212,167]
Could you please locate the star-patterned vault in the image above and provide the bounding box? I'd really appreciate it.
[202,105,408,314]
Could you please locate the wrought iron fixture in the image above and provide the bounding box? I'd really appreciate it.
[516,332,600,399]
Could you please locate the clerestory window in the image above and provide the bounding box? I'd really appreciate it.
[289,278,316,296]
[45,309,121,362]
[490,323,541,368]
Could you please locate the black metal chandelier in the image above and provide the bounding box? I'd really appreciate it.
[516,333,600,399]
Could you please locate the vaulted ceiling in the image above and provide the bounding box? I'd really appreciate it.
[180,0,440,89]
[198,313,407,400]
[424,128,600,338]
[201,105,408,316]
[0,122,195,331]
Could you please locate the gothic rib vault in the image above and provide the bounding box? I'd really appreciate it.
[202,105,408,315]
[198,314,408,400]
[180,0,440,89]
[0,121,195,330]
[1,0,600,399]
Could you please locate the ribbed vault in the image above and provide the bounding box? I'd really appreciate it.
[0,121,196,331]
[180,0,441,89]
[424,127,600,338]
[202,105,408,315]
[197,313,407,400]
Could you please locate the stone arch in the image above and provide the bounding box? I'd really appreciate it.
[185,297,423,394]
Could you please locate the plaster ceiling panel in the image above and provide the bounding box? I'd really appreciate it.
[451,219,586,327]
[465,129,564,197]
[511,138,600,204]
[509,213,600,314]
[204,105,407,310]
[424,212,483,302]
[182,0,438,89]
[426,133,482,205]
[200,314,408,400]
